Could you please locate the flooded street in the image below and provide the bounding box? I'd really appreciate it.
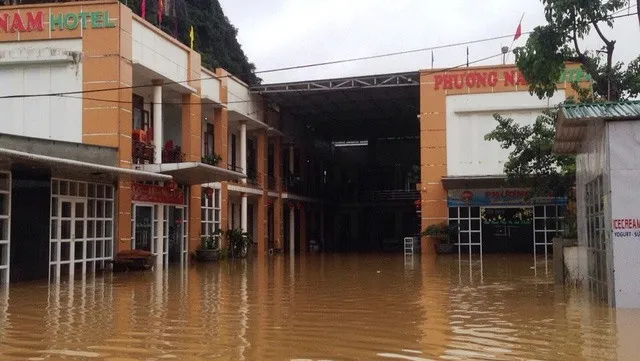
[0,254,637,360]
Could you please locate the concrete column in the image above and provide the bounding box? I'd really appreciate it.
[288,145,294,174]
[274,197,283,250]
[152,80,163,164]
[240,121,247,183]
[320,209,325,249]
[289,205,295,254]
[274,138,282,191]
[241,193,248,233]
[300,207,307,252]
[156,205,164,268]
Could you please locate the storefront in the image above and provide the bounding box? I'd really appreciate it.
[131,182,189,265]
[419,63,590,255]
[447,187,566,255]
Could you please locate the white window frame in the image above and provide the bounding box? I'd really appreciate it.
[0,171,11,284]
[50,179,114,283]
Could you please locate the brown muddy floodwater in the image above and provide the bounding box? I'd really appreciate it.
[0,254,638,361]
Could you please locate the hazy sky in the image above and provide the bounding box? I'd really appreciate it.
[218,0,639,84]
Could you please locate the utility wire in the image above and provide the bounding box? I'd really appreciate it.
[0,32,530,101]
[57,53,504,107]
[0,11,635,102]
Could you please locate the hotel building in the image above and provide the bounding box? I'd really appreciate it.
[0,0,590,284]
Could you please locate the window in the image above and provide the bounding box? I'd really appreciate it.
[585,175,608,303]
[132,94,144,130]
[204,123,214,157]
[50,179,114,282]
[448,206,481,255]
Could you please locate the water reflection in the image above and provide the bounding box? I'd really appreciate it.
[0,254,636,360]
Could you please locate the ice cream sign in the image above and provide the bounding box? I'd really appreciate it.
[0,10,115,33]
[612,218,640,239]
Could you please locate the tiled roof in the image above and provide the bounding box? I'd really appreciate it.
[560,100,640,120]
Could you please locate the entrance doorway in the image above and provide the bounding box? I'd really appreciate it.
[167,206,187,264]
[481,207,533,253]
[132,204,187,264]
[49,180,115,282]
[133,205,153,251]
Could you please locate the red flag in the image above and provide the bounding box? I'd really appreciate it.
[158,0,163,24]
[141,0,146,18]
[513,21,522,41]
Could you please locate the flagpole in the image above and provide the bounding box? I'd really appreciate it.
[506,12,525,63]
[431,50,434,69]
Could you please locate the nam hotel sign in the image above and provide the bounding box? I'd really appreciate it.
[0,10,115,33]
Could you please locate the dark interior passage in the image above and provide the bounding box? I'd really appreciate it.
[259,73,421,252]
[10,168,51,282]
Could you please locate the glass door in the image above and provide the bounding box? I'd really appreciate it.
[50,198,87,281]
[133,205,154,252]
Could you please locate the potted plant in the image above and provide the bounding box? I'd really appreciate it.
[201,153,222,166]
[195,234,220,262]
[422,222,459,254]
[215,228,251,258]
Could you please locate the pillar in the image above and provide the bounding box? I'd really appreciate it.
[288,146,294,175]
[240,121,247,182]
[152,80,163,164]
[300,207,307,252]
[274,137,282,191]
[289,205,295,254]
[274,197,283,250]
[320,209,325,249]
[241,193,248,233]
[257,194,267,254]
[256,131,267,253]
[156,204,164,268]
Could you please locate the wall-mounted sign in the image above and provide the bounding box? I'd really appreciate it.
[434,68,591,90]
[132,183,184,205]
[0,10,115,33]
[448,188,567,207]
[612,218,640,240]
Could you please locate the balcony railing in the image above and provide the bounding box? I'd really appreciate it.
[267,176,277,191]
[132,139,154,165]
[131,136,184,164]
[162,144,184,163]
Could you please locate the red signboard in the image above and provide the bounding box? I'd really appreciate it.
[132,183,184,205]
[434,70,527,90]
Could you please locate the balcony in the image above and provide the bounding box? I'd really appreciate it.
[132,139,154,165]
[132,138,184,165]
[246,169,264,187]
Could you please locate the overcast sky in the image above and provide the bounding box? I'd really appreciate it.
[218,0,639,84]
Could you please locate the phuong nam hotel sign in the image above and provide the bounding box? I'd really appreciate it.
[0,10,115,33]
[433,68,592,90]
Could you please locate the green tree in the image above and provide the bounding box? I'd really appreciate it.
[484,109,575,198]
[514,0,640,101]
[122,0,260,85]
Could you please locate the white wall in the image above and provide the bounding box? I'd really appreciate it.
[0,39,82,143]
[227,76,263,122]
[200,69,221,103]
[607,120,640,308]
[132,19,188,85]
[575,118,609,292]
[446,91,566,176]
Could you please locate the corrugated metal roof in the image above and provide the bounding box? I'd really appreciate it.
[561,100,640,120]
